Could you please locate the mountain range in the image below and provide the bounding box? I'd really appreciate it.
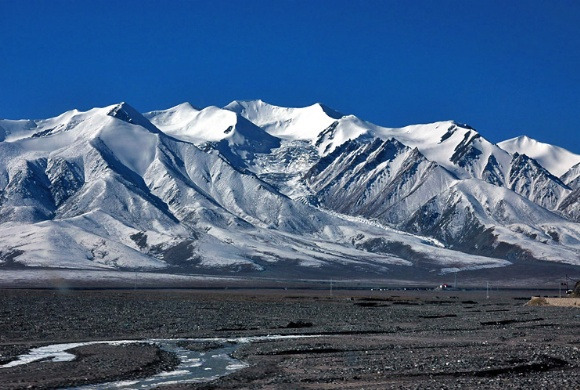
[0,100,578,282]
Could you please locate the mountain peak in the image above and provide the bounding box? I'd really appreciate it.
[223,99,264,112]
[224,100,343,141]
[501,135,537,146]
[107,102,159,133]
[312,103,344,120]
[499,135,580,177]
[507,135,535,145]
[107,102,139,120]
[450,120,475,130]
[144,102,280,151]
[225,99,344,120]
[174,102,199,111]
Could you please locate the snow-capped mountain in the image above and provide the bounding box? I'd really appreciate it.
[498,135,580,177]
[1,100,578,279]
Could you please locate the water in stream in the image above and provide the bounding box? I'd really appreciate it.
[1,335,319,389]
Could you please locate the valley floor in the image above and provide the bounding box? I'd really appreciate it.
[0,289,578,389]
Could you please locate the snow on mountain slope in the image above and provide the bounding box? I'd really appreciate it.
[144,101,578,265]
[0,108,89,143]
[498,135,580,177]
[558,162,580,222]
[148,101,575,203]
[249,139,320,198]
[561,162,580,189]
[150,101,569,210]
[0,104,189,234]
[0,220,171,270]
[507,152,571,210]
[147,101,329,197]
[224,99,343,140]
[145,103,277,148]
[225,102,575,217]
[225,101,500,178]
[143,102,200,133]
[305,138,458,224]
[145,103,281,172]
[225,102,511,180]
[1,100,578,277]
[143,134,326,234]
[1,101,517,275]
[357,120,514,183]
[403,179,580,264]
[227,102,515,184]
[558,188,580,222]
[0,119,38,142]
[302,137,580,264]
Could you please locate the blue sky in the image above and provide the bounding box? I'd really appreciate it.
[1,0,579,152]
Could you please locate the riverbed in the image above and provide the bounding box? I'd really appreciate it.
[0,288,578,389]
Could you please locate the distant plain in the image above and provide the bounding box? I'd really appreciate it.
[1,287,578,389]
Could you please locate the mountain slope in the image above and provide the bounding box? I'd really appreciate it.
[0,102,518,275]
[305,138,458,224]
[152,102,569,211]
[561,162,580,190]
[1,100,579,278]
[403,179,580,261]
[224,99,343,140]
[498,135,580,177]
[303,137,579,263]
[223,103,567,211]
[507,152,571,211]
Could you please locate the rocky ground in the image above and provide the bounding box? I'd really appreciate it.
[0,288,578,389]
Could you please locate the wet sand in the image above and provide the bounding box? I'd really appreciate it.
[0,288,578,389]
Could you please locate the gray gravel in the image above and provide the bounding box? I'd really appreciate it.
[0,289,578,389]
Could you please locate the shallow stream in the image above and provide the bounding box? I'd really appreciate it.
[1,335,319,389]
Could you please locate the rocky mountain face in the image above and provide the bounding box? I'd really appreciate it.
[562,162,580,190]
[507,153,570,211]
[304,138,457,225]
[0,100,578,277]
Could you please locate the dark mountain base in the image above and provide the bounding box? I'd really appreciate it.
[1,257,579,290]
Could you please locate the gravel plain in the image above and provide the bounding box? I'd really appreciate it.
[0,288,578,389]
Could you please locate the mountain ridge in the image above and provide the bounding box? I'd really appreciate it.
[499,135,580,177]
[1,100,578,281]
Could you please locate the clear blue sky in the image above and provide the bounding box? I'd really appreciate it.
[1,0,579,152]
